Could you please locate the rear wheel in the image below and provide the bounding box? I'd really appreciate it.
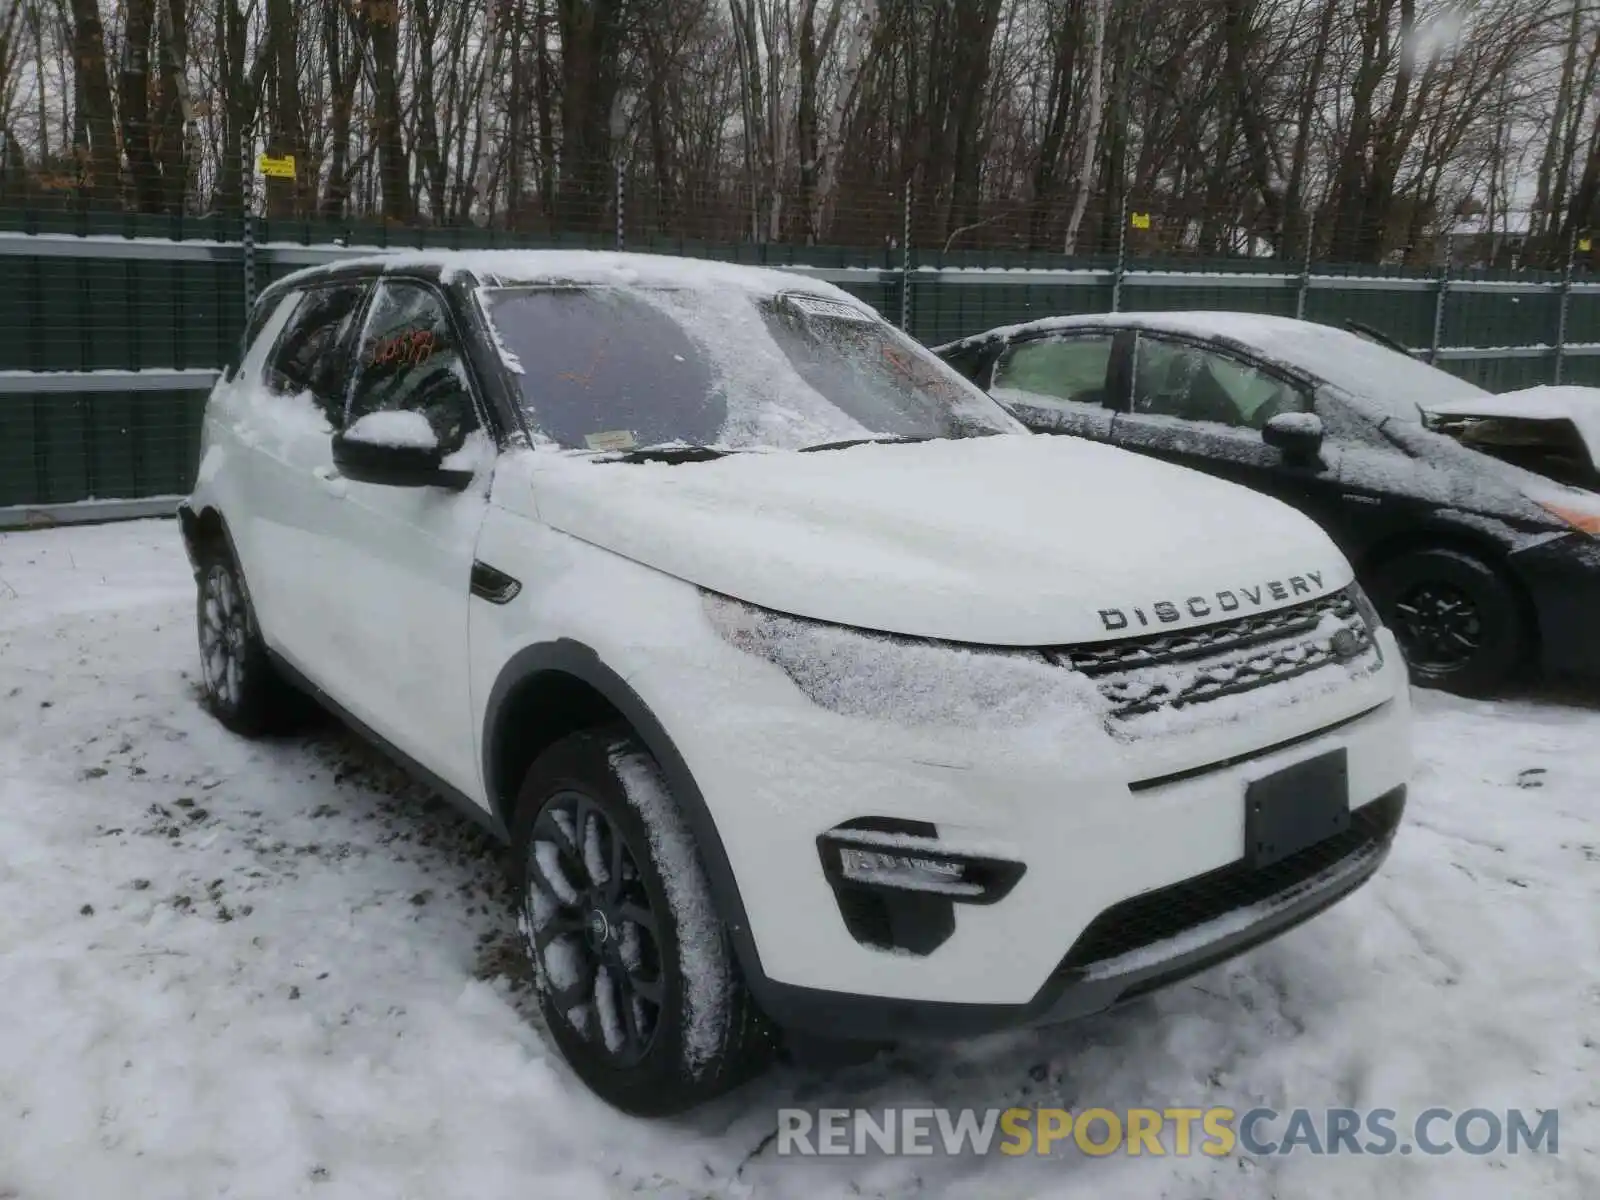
[511,727,773,1115]
[1366,547,1529,695]
[194,543,311,734]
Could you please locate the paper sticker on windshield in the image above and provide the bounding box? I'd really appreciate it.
[784,293,875,323]
[584,429,637,452]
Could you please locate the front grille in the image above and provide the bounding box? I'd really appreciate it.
[1056,787,1405,974]
[1048,590,1378,719]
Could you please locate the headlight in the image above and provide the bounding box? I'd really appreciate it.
[1534,496,1600,536]
[700,591,1102,729]
[1348,580,1383,632]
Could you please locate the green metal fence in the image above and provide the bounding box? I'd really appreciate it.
[4,221,1599,527]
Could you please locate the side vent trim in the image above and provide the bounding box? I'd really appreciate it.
[470,560,522,605]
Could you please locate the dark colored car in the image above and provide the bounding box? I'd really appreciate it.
[936,311,1600,694]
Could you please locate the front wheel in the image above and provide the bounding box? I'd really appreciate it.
[1366,547,1529,695]
[511,727,773,1115]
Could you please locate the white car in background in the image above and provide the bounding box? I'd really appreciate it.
[179,251,1412,1115]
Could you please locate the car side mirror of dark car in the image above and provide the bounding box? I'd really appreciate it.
[1262,411,1325,462]
[332,412,474,491]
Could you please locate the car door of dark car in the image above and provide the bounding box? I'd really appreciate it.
[983,331,1122,442]
[1109,331,1352,534]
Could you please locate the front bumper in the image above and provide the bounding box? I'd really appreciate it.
[625,622,1413,1026]
[759,785,1403,1041]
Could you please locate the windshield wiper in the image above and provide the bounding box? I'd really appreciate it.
[798,435,935,453]
[1345,318,1418,357]
[596,445,732,465]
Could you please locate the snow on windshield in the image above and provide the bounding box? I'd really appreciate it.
[631,285,867,449]
[476,284,1019,451]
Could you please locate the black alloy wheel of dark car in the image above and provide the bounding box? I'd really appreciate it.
[1366,547,1528,695]
[511,727,773,1115]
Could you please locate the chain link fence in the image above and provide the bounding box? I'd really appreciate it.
[3,165,1599,526]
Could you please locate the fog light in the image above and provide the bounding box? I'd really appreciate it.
[817,820,1027,956]
[838,847,977,895]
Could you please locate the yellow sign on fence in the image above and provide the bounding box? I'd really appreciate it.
[1580,237,1593,253]
[258,154,296,180]
[1130,211,1152,230]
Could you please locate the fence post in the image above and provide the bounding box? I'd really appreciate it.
[1296,213,1315,320]
[241,133,257,316]
[1555,231,1576,385]
[1111,193,1128,313]
[615,156,626,252]
[1428,258,1451,365]
[900,184,913,331]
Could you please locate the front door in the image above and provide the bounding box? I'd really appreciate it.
[1110,331,1350,533]
[319,279,495,801]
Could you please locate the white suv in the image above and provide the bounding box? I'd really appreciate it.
[180,251,1413,1114]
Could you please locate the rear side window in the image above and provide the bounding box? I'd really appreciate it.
[992,335,1113,407]
[264,284,369,423]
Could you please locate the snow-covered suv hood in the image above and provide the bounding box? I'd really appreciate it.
[528,435,1353,646]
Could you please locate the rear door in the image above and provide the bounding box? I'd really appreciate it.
[1110,331,1351,530]
[228,280,370,674]
[986,330,1123,441]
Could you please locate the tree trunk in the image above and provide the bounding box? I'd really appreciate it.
[154,0,198,214]
[413,0,447,220]
[368,0,411,223]
[1030,0,1079,248]
[556,0,623,232]
[263,0,304,216]
[1283,0,1335,258]
[321,0,370,220]
[1063,0,1108,254]
[70,0,121,204]
[118,0,165,213]
[813,0,874,240]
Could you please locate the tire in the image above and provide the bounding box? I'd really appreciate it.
[1365,546,1529,696]
[194,541,310,735]
[511,727,773,1115]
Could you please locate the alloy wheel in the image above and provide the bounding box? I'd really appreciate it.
[524,790,665,1066]
[199,563,250,708]
[1391,581,1482,671]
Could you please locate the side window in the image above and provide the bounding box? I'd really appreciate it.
[991,335,1113,407]
[346,282,480,454]
[264,284,368,422]
[1130,335,1310,430]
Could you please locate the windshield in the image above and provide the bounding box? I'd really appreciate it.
[475,284,1020,451]
[1263,323,1487,421]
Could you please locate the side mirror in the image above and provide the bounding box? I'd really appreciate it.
[332,412,474,491]
[1263,411,1325,462]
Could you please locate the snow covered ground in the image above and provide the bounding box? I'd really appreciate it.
[1,519,1595,1200]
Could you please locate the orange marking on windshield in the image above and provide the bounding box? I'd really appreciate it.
[558,343,609,389]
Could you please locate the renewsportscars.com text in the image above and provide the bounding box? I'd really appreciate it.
[775,1106,1559,1158]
